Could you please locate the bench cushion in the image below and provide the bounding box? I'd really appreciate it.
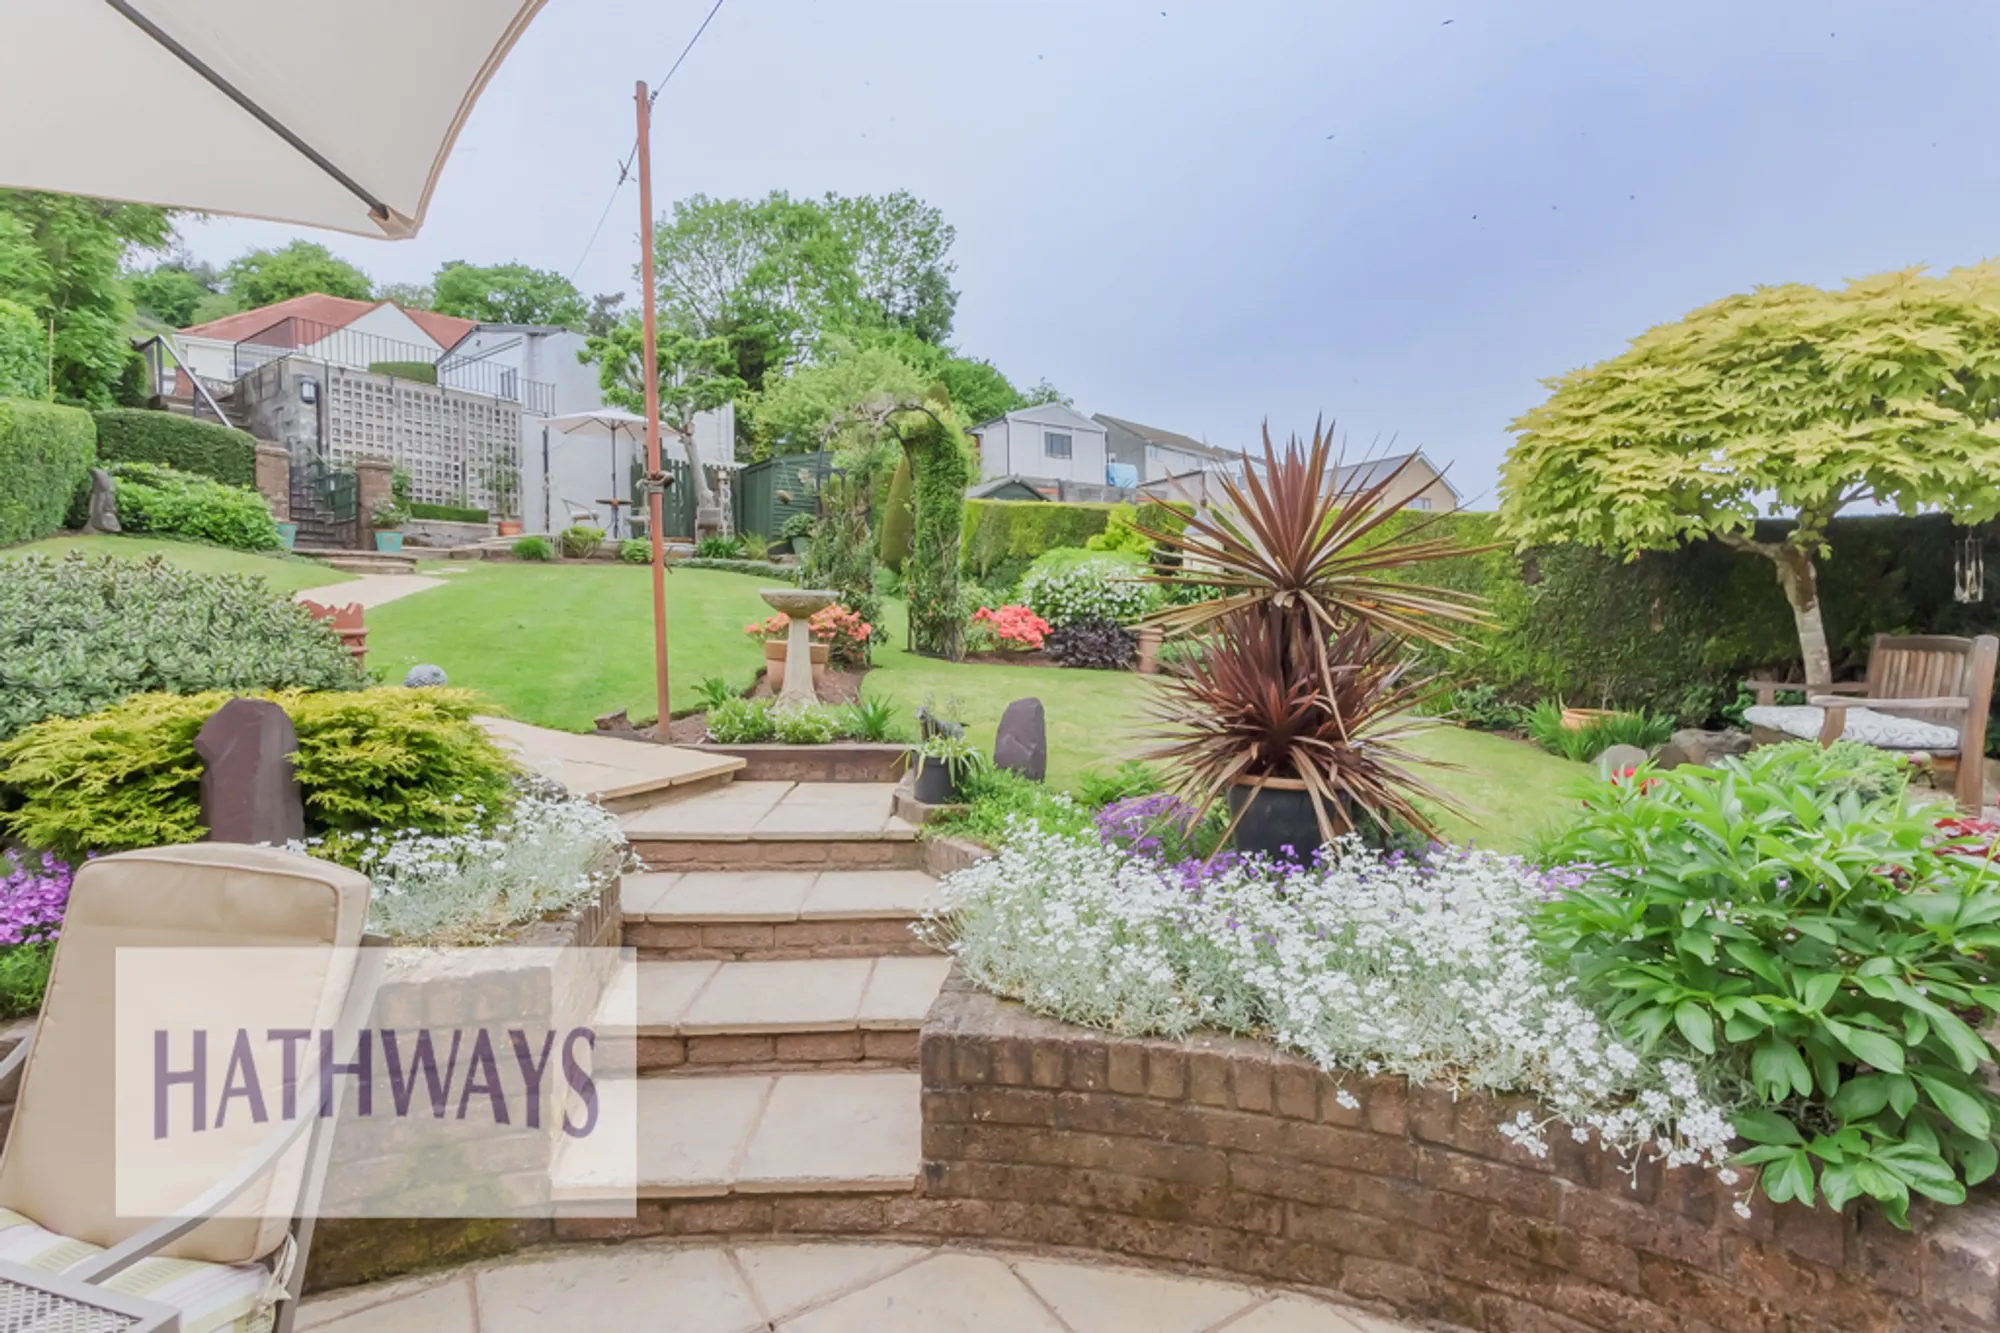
[1742,704,1960,751]
[0,1208,277,1333]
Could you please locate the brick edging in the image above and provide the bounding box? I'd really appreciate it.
[917,974,2000,1332]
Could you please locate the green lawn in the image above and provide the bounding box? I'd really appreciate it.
[353,560,1588,849]
[4,533,356,595]
[362,560,778,728]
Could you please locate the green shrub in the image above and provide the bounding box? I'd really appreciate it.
[771,704,842,744]
[1537,743,2000,1226]
[512,535,553,561]
[929,766,1096,846]
[704,696,774,743]
[1443,683,1524,731]
[960,499,1116,579]
[0,300,46,400]
[91,408,255,487]
[0,946,53,1021]
[695,534,745,559]
[694,676,738,710]
[1084,503,1155,557]
[0,396,94,544]
[0,553,362,738]
[107,462,280,550]
[408,501,489,524]
[679,557,796,582]
[879,456,914,571]
[619,537,650,563]
[367,360,438,384]
[1020,556,1158,627]
[844,690,906,743]
[1073,761,1164,807]
[0,686,517,863]
[561,524,605,559]
[1523,700,1673,763]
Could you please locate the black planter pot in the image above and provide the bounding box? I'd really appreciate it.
[913,755,960,805]
[1227,778,1328,863]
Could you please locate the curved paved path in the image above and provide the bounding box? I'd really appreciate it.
[297,1241,1421,1332]
[293,573,445,609]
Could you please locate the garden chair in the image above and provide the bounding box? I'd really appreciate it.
[1741,633,1999,810]
[0,844,375,1333]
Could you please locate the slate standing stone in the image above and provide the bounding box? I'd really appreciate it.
[84,468,120,534]
[1594,742,1651,777]
[195,697,305,845]
[993,697,1048,782]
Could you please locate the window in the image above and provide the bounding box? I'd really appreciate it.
[1146,444,1161,459]
[1044,431,1072,459]
[1409,497,1432,511]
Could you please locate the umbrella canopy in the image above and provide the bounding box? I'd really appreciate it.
[0,0,545,238]
[543,408,649,439]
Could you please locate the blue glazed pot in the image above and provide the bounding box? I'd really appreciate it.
[275,521,298,550]
[375,531,404,553]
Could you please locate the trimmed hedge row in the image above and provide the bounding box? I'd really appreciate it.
[409,502,489,524]
[1374,510,2000,724]
[92,408,255,487]
[676,557,797,582]
[367,360,438,385]
[0,299,45,400]
[960,499,1116,581]
[0,396,94,544]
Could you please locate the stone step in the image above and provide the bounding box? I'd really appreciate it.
[596,955,951,1071]
[623,781,922,872]
[621,869,942,960]
[552,1069,920,1201]
[296,546,419,575]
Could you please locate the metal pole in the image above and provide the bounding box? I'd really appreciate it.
[637,80,671,737]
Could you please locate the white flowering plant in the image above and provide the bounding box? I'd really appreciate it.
[1020,559,1158,628]
[291,779,632,944]
[1537,741,2000,1227]
[921,824,1742,1182]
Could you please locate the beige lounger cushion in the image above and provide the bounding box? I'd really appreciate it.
[0,844,369,1267]
[0,1207,277,1333]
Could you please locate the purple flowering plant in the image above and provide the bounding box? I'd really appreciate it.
[0,851,73,946]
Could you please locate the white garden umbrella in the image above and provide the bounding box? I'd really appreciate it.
[541,409,650,537]
[0,0,545,238]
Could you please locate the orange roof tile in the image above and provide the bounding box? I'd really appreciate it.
[180,295,476,350]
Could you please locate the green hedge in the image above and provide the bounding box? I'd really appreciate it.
[0,396,94,544]
[108,462,280,551]
[677,557,797,582]
[960,499,1117,582]
[1372,511,2000,725]
[409,501,489,524]
[92,408,254,487]
[0,300,46,400]
[368,360,438,384]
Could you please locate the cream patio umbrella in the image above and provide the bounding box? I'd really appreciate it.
[0,0,545,238]
[541,408,651,539]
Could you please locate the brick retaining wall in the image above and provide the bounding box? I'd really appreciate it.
[918,975,2000,1333]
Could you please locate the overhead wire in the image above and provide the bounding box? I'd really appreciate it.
[566,0,728,283]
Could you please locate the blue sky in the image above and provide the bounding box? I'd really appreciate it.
[178,0,2000,506]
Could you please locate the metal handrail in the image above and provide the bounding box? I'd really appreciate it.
[134,334,232,425]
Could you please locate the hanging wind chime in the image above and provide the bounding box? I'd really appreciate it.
[1954,533,1985,604]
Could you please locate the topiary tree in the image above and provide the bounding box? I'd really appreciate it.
[1500,264,2000,685]
[888,386,972,658]
[878,454,913,571]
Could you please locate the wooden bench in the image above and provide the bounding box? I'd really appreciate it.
[1742,634,1998,810]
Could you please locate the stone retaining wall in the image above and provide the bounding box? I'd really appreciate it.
[917,976,2000,1333]
[695,743,912,783]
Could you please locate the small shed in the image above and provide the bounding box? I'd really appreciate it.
[966,476,1048,503]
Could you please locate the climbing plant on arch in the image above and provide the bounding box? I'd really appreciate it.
[883,388,972,658]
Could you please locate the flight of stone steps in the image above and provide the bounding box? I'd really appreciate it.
[556,778,945,1204]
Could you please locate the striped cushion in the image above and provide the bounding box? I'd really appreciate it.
[0,1209,278,1333]
[1743,703,1961,751]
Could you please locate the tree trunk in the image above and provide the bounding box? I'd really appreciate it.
[1772,544,1833,686]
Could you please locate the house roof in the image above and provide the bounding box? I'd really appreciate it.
[180,294,477,350]
[1330,450,1462,502]
[967,476,1049,501]
[970,402,1103,434]
[1092,414,1240,462]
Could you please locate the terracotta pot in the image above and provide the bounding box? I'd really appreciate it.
[497,519,522,537]
[763,638,828,692]
[1560,706,1618,731]
[1135,626,1164,675]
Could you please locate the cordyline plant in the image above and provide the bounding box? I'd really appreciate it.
[1145,611,1458,840]
[1133,422,1489,841]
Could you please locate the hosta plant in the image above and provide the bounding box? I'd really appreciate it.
[1536,742,2000,1225]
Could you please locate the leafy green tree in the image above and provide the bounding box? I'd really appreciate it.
[0,189,171,407]
[222,240,371,308]
[375,280,435,311]
[1500,265,2000,685]
[583,292,626,338]
[746,342,924,458]
[127,256,221,327]
[580,316,747,516]
[431,260,585,327]
[822,191,958,344]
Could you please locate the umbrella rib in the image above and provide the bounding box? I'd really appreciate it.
[104,0,394,226]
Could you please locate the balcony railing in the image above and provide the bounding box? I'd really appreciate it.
[231,316,552,411]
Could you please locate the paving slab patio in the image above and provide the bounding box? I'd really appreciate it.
[478,716,743,805]
[298,1242,1430,1331]
[621,781,917,842]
